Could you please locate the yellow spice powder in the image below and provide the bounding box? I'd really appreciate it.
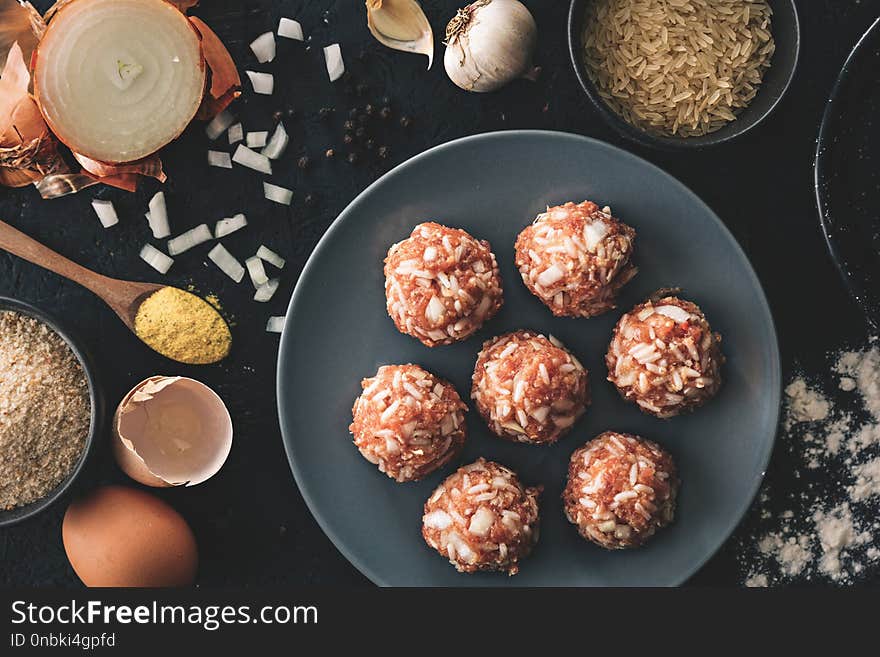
[134,287,232,364]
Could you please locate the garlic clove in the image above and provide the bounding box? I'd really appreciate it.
[366,0,434,70]
[112,376,233,488]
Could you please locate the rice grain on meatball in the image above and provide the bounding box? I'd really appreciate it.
[422,459,541,575]
[606,293,723,418]
[563,432,678,549]
[384,222,503,347]
[350,364,467,482]
[515,201,637,318]
[472,330,589,445]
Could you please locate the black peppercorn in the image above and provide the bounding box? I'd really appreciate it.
[379,106,392,120]
[364,104,375,116]
[325,148,335,158]
[343,120,355,132]
[272,110,284,122]
[355,126,366,139]
[400,116,412,128]
[304,193,318,206]
[347,152,359,164]
[343,134,354,145]
[381,96,391,106]
[318,107,333,120]
[378,145,390,159]
[297,156,311,170]
[286,108,297,119]
[365,139,375,150]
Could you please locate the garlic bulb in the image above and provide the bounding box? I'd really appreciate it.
[444,0,538,93]
[366,0,434,69]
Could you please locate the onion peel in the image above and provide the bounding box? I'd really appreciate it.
[0,0,45,73]
[73,151,166,184]
[189,16,241,120]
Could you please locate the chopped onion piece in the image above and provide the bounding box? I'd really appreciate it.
[263,182,293,205]
[232,145,272,174]
[208,150,232,168]
[254,278,280,302]
[147,191,170,239]
[227,122,244,144]
[206,109,235,140]
[34,0,206,162]
[246,71,274,95]
[91,199,118,228]
[246,131,268,148]
[324,43,344,82]
[278,18,303,41]
[208,244,245,283]
[256,245,286,269]
[214,213,248,238]
[245,256,269,288]
[140,244,173,274]
[250,31,276,63]
[266,316,285,333]
[167,224,212,256]
[261,122,289,160]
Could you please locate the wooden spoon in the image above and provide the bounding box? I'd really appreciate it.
[0,218,230,363]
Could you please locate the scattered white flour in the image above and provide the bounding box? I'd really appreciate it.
[739,341,880,586]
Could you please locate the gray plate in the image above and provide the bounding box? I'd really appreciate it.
[278,131,780,587]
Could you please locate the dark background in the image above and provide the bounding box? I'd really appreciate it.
[1,0,878,587]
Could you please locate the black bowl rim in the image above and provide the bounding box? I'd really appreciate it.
[567,0,801,150]
[814,16,880,329]
[0,296,103,527]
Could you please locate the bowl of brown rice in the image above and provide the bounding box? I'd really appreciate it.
[0,297,103,527]
[568,0,800,149]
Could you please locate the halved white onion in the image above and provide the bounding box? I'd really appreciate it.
[256,245,285,269]
[208,150,232,168]
[91,199,118,228]
[167,224,212,256]
[147,191,170,239]
[246,131,268,148]
[250,31,276,63]
[245,70,274,95]
[214,213,247,238]
[263,182,292,205]
[278,18,303,41]
[232,144,272,174]
[261,122,289,160]
[140,243,174,274]
[208,243,245,283]
[227,122,244,144]
[34,0,207,163]
[324,43,344,82]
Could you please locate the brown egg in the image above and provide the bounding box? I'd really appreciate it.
[62,485,198,587]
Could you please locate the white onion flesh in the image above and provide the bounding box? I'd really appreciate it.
[206,109,235,141]
[246,131,268,148]
[140,244,174,274]
[254,278,280,302]
[167,224,212,256]
[278,18,303,41]
[246,70,274,95]
[266,316,285,333]
[256,245,285,269]
[245,256,269,288]
[227,122,244,144]
[208,244,245,283]
[147,191,170,239]
[34,0,206,163]
[91,199,118,228]
[324,43,344,82]
[261,122,288,160]
[250,31,276,63]
[263,182,292,205]
[208,150,232,168]
[232,145,272,174]
[214,213,247,238]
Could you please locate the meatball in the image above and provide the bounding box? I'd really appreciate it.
[350,364,467,482]
[606,292,724,418]
[384,222,503,347]
[514,201,637,318]
[422,459,541,575]
[472,330,589,444]
[563,432,678,549]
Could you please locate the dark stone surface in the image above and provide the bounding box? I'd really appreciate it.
[1,0,878,587]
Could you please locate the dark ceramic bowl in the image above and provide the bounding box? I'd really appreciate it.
[567,0,800,149]
[0,297,103,527]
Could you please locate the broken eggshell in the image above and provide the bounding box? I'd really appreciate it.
[112,376,232,488]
